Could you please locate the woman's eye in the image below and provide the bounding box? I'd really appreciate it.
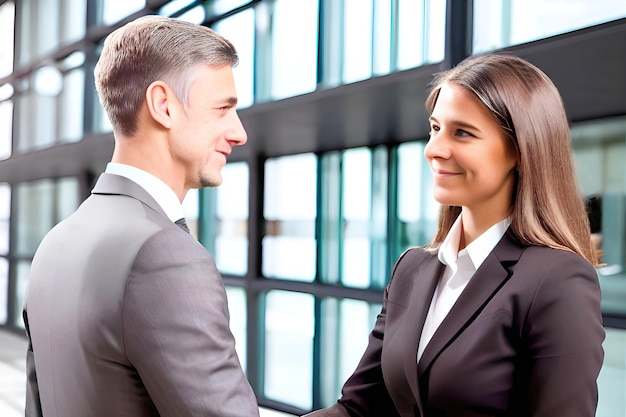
[456,129,472,137]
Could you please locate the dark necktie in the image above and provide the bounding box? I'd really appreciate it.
[175,218,190,233]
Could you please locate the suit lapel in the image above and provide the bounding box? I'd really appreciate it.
[400,253,443,416]
[417,229,526,376]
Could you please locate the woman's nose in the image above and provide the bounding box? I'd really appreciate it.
[423,131,451,160]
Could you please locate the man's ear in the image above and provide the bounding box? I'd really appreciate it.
[145,81,174,129]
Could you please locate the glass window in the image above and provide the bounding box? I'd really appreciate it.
[263,154,317,281]
[14,259,31,328]
[319,298,382,407]
[473,0,626,54]
[210,0,250,15]
[225,286,247,372]
[571,117,626,318]
[397,0,446,70]
[0,257,7,324]
[215,163,249,276]
[0,1,15,79]
[56,177,80,221]
[342,0,374,83]
[212,8,255,109]
[59,68,85,143]
[597,327,626,417]
[14,180,55,257]
[99,0,145,26]
[372,0,392,76]
[395,142,438,258]
[61,0,86,45]
[269,0,319,100]
[0,183,9,255]
[0,99,13,160]
[263,290,314,410]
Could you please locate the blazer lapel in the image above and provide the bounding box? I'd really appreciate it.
[400,253,444,416]
[417,229,526,377]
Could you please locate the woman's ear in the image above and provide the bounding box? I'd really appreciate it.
[145,81,173,129]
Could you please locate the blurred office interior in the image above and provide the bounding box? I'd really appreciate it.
[0,0,625,415]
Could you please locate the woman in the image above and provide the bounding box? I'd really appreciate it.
[304,53,605,417]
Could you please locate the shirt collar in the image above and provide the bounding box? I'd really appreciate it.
[105,162,184,223]
[438,215,511,271]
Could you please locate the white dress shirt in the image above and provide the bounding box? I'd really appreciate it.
[417,215,511,361]
[105,162,184,223]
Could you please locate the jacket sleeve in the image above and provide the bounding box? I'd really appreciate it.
[123,229,259,417]
[304,251,418,417]
[524,250,605,417]
[23,311,43,417]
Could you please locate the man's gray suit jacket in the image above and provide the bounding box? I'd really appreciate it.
[23,173,259,417]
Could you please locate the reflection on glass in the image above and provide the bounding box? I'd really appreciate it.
[0,100,13,159]
[0,257,7,324]
[473,0,626,53]
[263,154,317,281]
[397,0,445,70]
[100,0,145,25]
[319,298,382,407]
[0,183,9,255]
[213,8,255,108]
[61,0,86,45]
[0,1,15,78]
[571,117,626,318]
[263,290,313,410]
[59,68,85,143]
[225,286,247,372]
[396,142,438,257]
[597,327,626,416]
[14,259,30,329]
[214,163,249,276]
[270,0,319,99]
[56,177,80,222]
[15,180,55,257]
[342,0,373,83]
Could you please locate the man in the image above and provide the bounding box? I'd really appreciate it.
[22,16,258,417]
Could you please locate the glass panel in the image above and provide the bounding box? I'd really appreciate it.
[473,0,626,54]
[372,0,392,76]
[396,0,445,70]
[213,8,255,109]
[14,259,31,329]
[61,0,86,45]
[0,183,9,255]
[210,0,250,15]
[225,286,247,372]
[0,257,7,324]
[0,100,13,160]
[263,290,314,410]
[319,298,382,407]
[56,177,80,221]
[270,0,319,100]
[571,117,626,318]
[177,6,205,24]
[59,68,85,143]
[0,1,15,78]
[597,327,626,417]
[35,0,61,60]
[263,154,317,281]
[395,142,438,258]
[319,152,341,285]
[100,0,145,26]
[215,162,249,276]
[159,0,196,17]
[15,180,55,257]
[342,0,373,83]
